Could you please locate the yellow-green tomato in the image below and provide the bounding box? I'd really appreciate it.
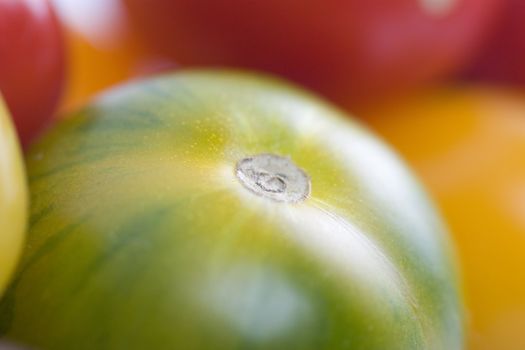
[0,71,462,349]
[0,97,27,297]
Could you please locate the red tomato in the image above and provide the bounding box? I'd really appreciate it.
[0,0,65,146]
[124,0,500,104]
[466,0,525,85]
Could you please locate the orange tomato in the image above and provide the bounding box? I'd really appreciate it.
[60,29,142,111]
[359,87,525,350]
[53,0,175,112]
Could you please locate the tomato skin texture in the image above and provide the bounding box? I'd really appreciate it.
[360,87,525,350]
[124,0,499,103]
[1,71,461,349]
[0,96,28,298]
[0,0,65,146]
[466,0,525,86]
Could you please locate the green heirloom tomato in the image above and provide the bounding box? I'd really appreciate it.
[0,71,462,350]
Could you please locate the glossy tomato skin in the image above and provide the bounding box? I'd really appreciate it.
[466,0,525,86]
[0,96,28,298]
[0,0,65,145]
[0,71,461,349]
[124,0,499,103]
[360,87,525,350]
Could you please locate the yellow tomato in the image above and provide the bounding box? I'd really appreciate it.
[359,87,525,350]
[0,97,27,296]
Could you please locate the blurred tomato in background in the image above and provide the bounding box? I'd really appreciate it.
[124,0,501,105]
[465,0,525,86]
[0,0,65,146]
[52,0,176,113]
[360,87,525,350]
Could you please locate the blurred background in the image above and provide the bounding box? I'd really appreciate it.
[2,0,525,349]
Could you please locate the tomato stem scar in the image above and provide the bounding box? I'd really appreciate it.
[235,153,310,203]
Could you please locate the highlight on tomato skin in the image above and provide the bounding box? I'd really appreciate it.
[123,0,501,105]
[358,87,525,350]
[464,0,525,86]
[0,0,66,146]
